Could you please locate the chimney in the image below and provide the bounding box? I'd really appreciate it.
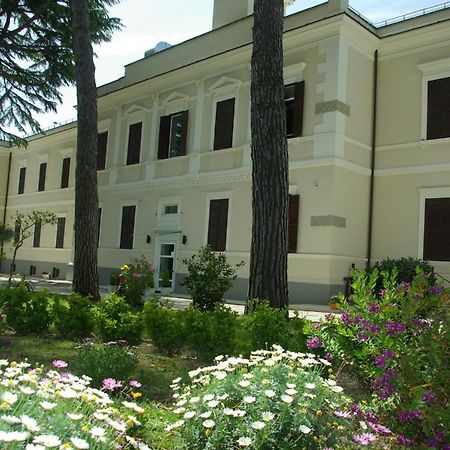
[212,0,254,29]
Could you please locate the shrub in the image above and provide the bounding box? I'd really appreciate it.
[72,341,139,388]
[165,346,393,449]
[118,257,155,308]
[93,294,143,345]
[183,304,239,361]
[0,284,51,334]
[143,299,186,356]
[50,293,94,340]
[181,246,244,311]
[308,268,450,447]
[0,359,147,449]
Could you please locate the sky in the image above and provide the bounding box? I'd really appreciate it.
[35,0,443,130]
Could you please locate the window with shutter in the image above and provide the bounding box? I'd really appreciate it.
[60,158,70,188]
[285,81,305,138]
[423,197,450,261]
[38,163,47,192]
[33,222,41,248]
[288,195,300,253]
[55,218,66,248]
[126,122,142,165]
[427,77,450,140]
[97,132,108,170]
[158,111,188,159]
[120,205,136,249]
[18,167,26,194]
[207,199,229,251]
[213,98,235,150]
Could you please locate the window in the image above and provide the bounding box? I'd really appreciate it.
[423,197,450,261]
[120,205,136,249]
[126,122,142,165]
[38,162,47,192]
[158,111,188,159]
[427,76,450,140]
[285,81,305,138]
[33,222,41,248]
[55,217,66,248]
[29,265,36,276]
[288,195,300,253]
[213,98,235,150]
[60,157,70,188]
[207,198,229,251]
[18,167,26,194]
[97,131,108,170]
[164,205,178,215]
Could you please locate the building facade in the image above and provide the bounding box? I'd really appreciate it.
[1,0,449,304]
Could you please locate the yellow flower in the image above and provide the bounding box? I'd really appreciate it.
[81,425,89,432]
[315,410,322,416]
[0,402,9,409]
[131,392,142,399]
[121,265,129,270]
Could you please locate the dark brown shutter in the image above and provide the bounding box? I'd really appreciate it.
[427,77,450,140]
[56,217,66,248]
[423,198,450,261]
[61,157,70,188]
[288,194,300,253]
[97,131,108,170]
[179,110,189,156]
[158,115,171,159]
[33,222,41,248]
[292,81,305,138]
[18,167,26,194]
[214,98,235,150]
[120,205,136,249]
[207,199,229,251]
[97,207,102,248]
[38,163,46,192]
[126,122,142,165]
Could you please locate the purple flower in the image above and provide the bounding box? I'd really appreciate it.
[102,378,123,391]
[341,312,352,325]
[367,303,380,314]
[357,332,368,341]
[325,313,334,321]
[0,315,3,322]
[422,390,436,404]
[397,434,415,446]
[324,353,333,363]
[350,404,362,416]
[397,409,423,424]
[378,288,387,297]
[365,411,379,424]
[425,439,440,448]
[361,319,371,329]
[428,285,444,295]
[129,380,142,388]
[374,355,386,368]
[412,293,421,301]
[368,324,381,334]
[334,410,352,419]
[400,281,411,292]
[385,320,406,336]
[369,422,392,436]
[352,433,377,445]
[52,360,68,368]
[306,336,323,349]
[312,322,321,331]
[2,339,12,348]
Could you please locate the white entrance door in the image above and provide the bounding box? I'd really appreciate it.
[155,237,177,291]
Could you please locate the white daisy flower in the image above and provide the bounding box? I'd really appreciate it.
[285,388,297,395]
[33,434,61,447]
[305,383,316,390]
[238,380,250,388]
[261,411,275,421]
[165,420,184,431]
[70,437,90,449]
[0,430,30,442]
[251,421,265,430]
[281,394,293,404]
[265,389,276,398]
[202,419,215,428]
[40,401,57,410]
[21,415,40,432]
[200,411,212,418]
[203,394,214,402]
[1,415,22,424]
[243,396,256,404]
[237,436,252,447]
[189,396,200,404]
[299,425,312,434]
[183,411,196,419]
[67,413,84,421]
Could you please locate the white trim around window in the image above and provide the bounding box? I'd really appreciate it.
[156,196,182,230]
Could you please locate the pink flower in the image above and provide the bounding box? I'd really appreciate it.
[333,410,352,419]
[353,433,377,445]
[102,378,123,390]
[52,360,68,368]
[129,380,142,388]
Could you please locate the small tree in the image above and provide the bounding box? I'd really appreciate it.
[0,224,14,262]
[8,210,57,277]
[181,246,244,311]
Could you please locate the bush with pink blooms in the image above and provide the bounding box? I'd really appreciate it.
[307,268,450,448]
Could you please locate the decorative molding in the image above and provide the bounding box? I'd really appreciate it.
[162,91,190,106]
[123,104,148,116]
[417,57,450,75]
[315,100,350,116]
[311,215,346,228]
[208,76,242,95]
[283,62,306,83]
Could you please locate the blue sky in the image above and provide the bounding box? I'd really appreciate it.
[36,0,442,129]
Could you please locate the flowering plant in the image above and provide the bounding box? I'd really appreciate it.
[307,268,450,447]
[165,345,393,449]
[118,257,155,308]
[0,359,149,449]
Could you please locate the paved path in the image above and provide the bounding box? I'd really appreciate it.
[0,275,335,322]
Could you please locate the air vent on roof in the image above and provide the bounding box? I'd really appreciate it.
[144,41,172,58]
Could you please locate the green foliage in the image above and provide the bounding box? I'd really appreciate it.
[118,257,155,308]
[0,283,51,334]
[161,270,171,288]
[92,294,143,345]
[181,245,244,311]
[143,299,187,356]
[0,0,122,144]
[50,293,94,340]
[72,341,139,389]
[110,271,120,286]
[309,268,450,447]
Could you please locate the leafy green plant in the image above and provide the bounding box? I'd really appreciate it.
[50,293,94,340]
[0,284,51,334]
[166,346,392,449]
[93,294,143,345]
[161,270,171,288]
[143,299,186,356]
[181,245,244,311]
[72,341,139,389]
[110,271,120,286]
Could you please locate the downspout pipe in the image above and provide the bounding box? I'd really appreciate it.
[0,151,12,272]
[366,49,378,268]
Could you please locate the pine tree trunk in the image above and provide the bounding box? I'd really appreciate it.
[248,0,289,308]
[71,0,100,299]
